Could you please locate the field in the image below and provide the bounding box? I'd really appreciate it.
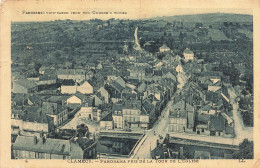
[237,29,253,40]
[208,29,230,41]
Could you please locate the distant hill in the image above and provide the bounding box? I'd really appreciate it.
[149,13,253,23]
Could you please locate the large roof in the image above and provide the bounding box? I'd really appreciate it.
[13,135,71,155]
[42,102,65,115]
[209,115,225,131]
[124,100,141,110]
[56,69,86,75]
[173,100,194,112]
[15,79,37,89]
[169,110,187,119]
[141,100,155,115]
[183,48,194,54]
[110,81,124,92]
[112,104,123,112]
[159,44,170,50]
[22,106,49,123]
[74,92,86,101]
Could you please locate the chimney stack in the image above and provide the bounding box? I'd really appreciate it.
[33,135,38,144]
[177,111,180,118]
[42,136,46,144]
[61,144,65,152]
[179,147,184,158]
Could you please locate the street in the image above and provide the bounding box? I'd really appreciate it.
[60,111,99,133]
[228,88,253,143]
[131,98,174,159]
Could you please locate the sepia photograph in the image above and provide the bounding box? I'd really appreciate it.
[1,0,260,167]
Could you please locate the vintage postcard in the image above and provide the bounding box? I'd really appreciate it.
[0,0,260,167]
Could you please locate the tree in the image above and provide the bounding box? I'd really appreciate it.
[77,124,89,138]
[34,63,42,72]
[54,51,61,59]
[232,139,253,159]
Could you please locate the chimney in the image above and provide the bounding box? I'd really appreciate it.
[40,131,44,138]
[33,135,38,144]
[177,111,180,118]
[42,136,46,144]
[179,147,184,158]
[61,144,65,152]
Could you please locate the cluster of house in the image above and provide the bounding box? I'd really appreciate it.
[10,44,181,159]
[11,91,97,159]
[166,49,235,137]
[10,43,237,159]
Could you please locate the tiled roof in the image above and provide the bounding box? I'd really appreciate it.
[74,92,86,101]
[112,104,123,114]
[39,74,57,81]
[124,100,141,110]
[22,106,49,123]
[12,93,28,106]
[13,135,70,155]
[56,69,86,75]
[111,81,124,92]
[208,115,225,131]
[44,69,56,75]
[101,113,113,121]
[28,94,45,104]
[15,79,37,89]
[205,92,222,103]
[173,100,194,112]
[183,48,194,54]
[77,137,95,149]
[42,102,65,115]
[47,95,70,103]
[169,110,187,119]
[141,100,154,115]
[159,44,170,50]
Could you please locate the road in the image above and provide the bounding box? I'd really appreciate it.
[131,98,174,159]
[228,87,253,143]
